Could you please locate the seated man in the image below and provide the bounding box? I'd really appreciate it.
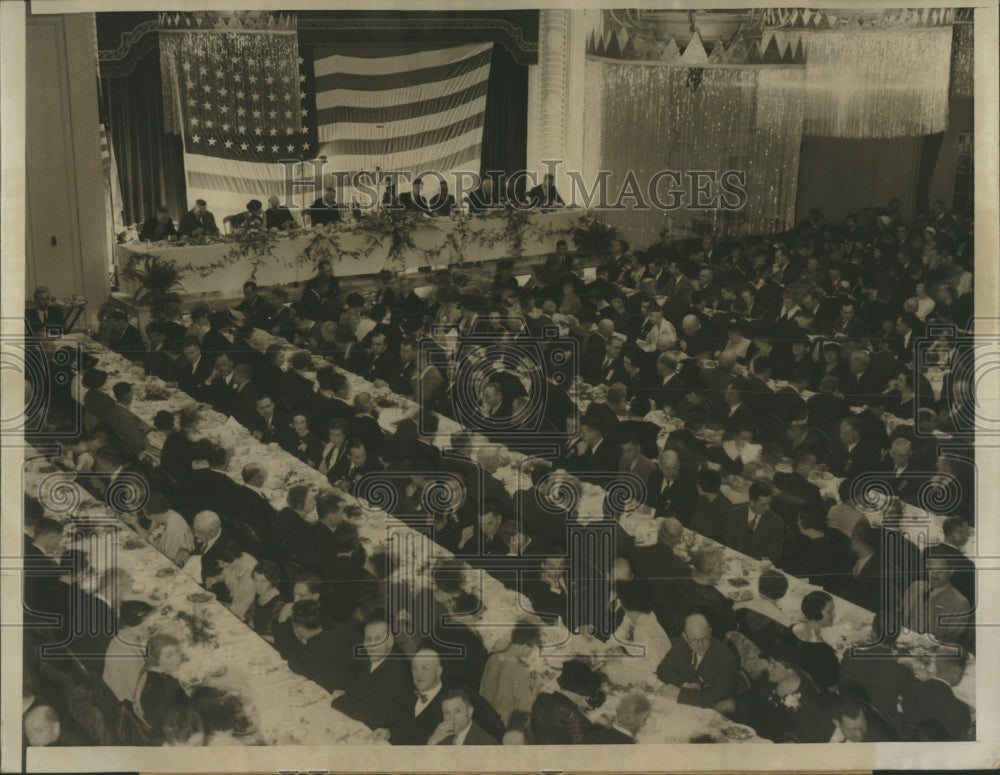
[285,599,362,694]
[264,195,296,230]
[306,187,343,225]
[139,206,177,242]
[427,688,498,745]
[177,199,219,237]
[834,690,899,742]
[26,286,64,336]
[899,654,972,742]
[654,612,739,711]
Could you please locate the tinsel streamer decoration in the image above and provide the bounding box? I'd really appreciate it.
[771,27,953,139]
[598,63,803,244]
[950,22,974,100]
[159,28,302,136]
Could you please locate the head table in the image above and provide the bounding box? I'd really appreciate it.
[29,329,973,748]
[114,210,579,299]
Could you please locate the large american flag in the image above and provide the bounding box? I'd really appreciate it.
[313,41,493,194]
[161,32,493,217]
[160,30,318,220]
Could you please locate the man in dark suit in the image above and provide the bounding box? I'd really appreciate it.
[899,656,971,741]
[398,178,430,214]
[721,481,786,563]
[306,187,343,225]
[841,521,892,616]
[235,281,275,330]
[655,613,739,710]
[364,332,398,384]
[841,350,886,407]
[235,462,277,548]
[387,338,420,396]
[557,415,619,486]
[427,182,457,217]
[25,286,65,336]
[526,174,564,208]
[586,693,651,744]
[177,199,219,237]
[189,445,242,524]
[286,600,362,694]
[141,321,175,381]
[139,206,177,242]
[249,394,290,445]
[834,691,900,742]
[722,378,758,437]
[644,449,699,524]
[202,352,238,416]
[331,620,413,730]
[828,416,881,479]
[384,649,448,745]
[230,364,260,430]
[924,517,975,612]
[170,337,214,399]
[264,195,296,231]
[105,311,146,362]
[428,688,498,745]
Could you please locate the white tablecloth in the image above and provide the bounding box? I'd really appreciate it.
[115,210,579,298]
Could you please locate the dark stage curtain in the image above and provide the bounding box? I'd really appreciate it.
[100,48,186,225]
[480,44,527,178]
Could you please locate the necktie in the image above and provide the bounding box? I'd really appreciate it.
[415,689,428,704]
[603,358,611,370]
[749,512,760,531]
[325,445,338,469]
[442,734,456,745]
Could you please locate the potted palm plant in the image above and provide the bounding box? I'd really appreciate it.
[120,254,186,341]
[571,212,620,258]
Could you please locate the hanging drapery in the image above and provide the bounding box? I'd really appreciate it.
[598,63,803,243]
[771,28,953,139]
[100,47,187,224]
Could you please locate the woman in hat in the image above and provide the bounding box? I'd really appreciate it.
[530,659,606,745]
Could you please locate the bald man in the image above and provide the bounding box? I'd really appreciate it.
[655,612,738,710]
[384,649,447,745]
[644,449,698,524]
[679,314,713,358]
[184,511,227,586]
[885,437,922,502]
[23,705,65,746]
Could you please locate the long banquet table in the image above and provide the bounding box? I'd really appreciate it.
[38,332,770,744]
[239,330,975,709]
[114,210,579,298]
[22,449,376,746]
[36,330,973,746]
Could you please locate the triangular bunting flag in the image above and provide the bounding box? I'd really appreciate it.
[761,35,783,64]
[680,31,710,64]
[661,38,682,63]
[605,33,622,59]
[792,39,805,65]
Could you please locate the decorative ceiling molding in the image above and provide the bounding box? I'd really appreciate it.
[99,12,538,77]
[98,18,158,77]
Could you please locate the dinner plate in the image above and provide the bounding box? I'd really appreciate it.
[719,722,756,741]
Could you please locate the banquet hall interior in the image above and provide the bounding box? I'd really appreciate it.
[18,5,979,751]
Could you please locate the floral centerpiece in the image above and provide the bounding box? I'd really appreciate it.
[353,207,441,270]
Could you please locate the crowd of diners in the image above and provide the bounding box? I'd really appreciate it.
[23,201,976,746]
